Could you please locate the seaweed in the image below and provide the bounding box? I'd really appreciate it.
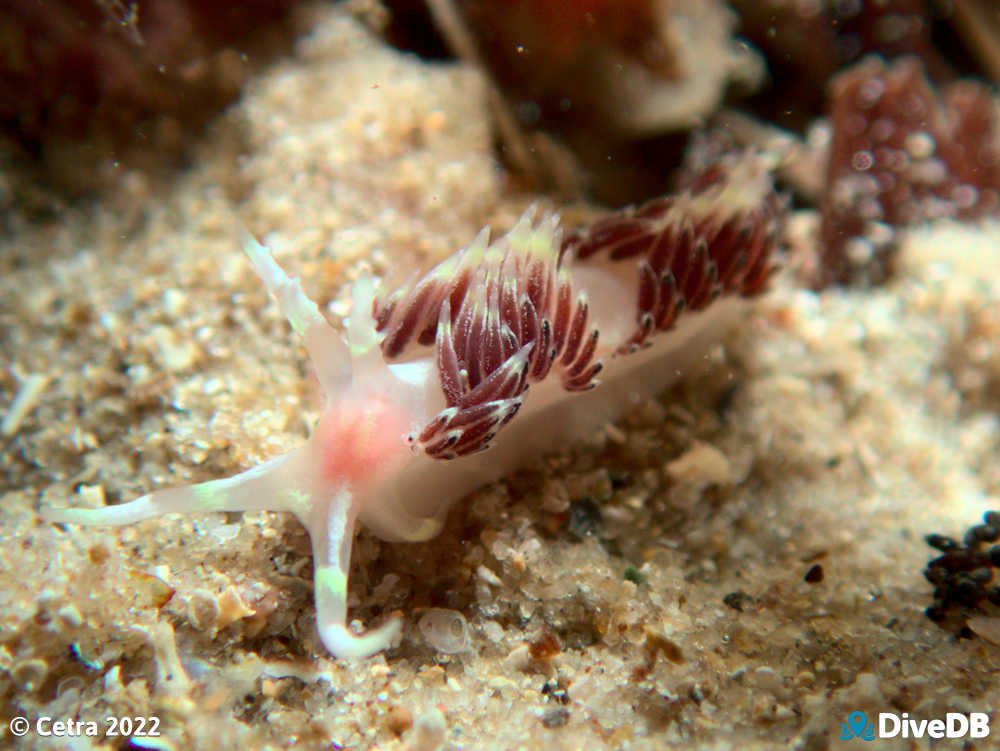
[818,55,1000,287]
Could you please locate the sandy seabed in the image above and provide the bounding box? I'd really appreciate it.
[2,7,999,750]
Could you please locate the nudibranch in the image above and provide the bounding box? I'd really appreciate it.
[43,149,781,659]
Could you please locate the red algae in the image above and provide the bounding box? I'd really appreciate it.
[819,55,1000,287]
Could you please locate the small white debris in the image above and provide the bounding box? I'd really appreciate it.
[372,573,401,599]
[1,373,49,436]
[904,130,935,160]
[476,565,502,587]
[162,288,187,318]
[417,608,470,654]
[665,440,732,487]
[186,590,220,632]
[603,422,627,444]
[407,708,447,751]
[481,620,505,644]
[215,586,255,631]
[57,604,84,628]
[540,477,570,512]
[149,325,199,372]
[845,237,875,267]
[12,658,48,691]
[846,672,884,705]
[76,484,106,509]
[966,616,1000,646]
[501,643,532,673]
[132,621,191,696]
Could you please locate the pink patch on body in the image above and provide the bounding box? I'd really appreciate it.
[315,397,408,487]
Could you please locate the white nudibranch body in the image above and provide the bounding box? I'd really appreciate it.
[43,151,781,659]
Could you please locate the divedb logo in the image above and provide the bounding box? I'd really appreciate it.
[840,710,991,741]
